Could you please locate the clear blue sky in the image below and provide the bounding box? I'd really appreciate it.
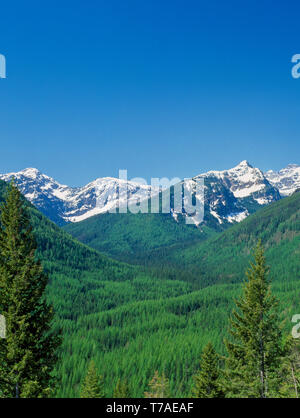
[0,0,300,186]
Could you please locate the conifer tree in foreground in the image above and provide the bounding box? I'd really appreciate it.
[80,360,105,398]
[113,378,130,398]
[144,371,170,398]
[225,241,284,398]
[192,342,224,398]
[0,182,61,398]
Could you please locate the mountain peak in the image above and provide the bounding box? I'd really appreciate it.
[0,167,42,180]
[285,163,300,169]
[265,164,300,196]
[236,160,252,168]
[20,167,41,177]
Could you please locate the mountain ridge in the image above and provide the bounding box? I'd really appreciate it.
[1,161,299,226]
[0,167,154,225]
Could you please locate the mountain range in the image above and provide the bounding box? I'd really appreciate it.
[1,164,300,397]
[1,161,299,227]
[0,168,153,225]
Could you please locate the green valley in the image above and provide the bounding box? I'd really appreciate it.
[1,179,300,397]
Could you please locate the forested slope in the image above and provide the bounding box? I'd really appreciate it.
[173,190,300,286]
[2,180,300,397]
[64,211,216,264]
[30,188,300,396]
[0,180,199,396]
[64,189,300,289]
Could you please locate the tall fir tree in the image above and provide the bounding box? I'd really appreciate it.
[144,371,170,398]
[0,182,61,398]
[192,342,224,398]
[224,241,284,398]
[113,378,130,398]
[80,360,105,398]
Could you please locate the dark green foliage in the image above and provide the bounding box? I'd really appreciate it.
[56,193,300,396]
[0,183,61,398]
[1,179,300,397]
[64,211,215,264]
[80,360,104,398]
[224,242,284,398]
[192,342,224,398]
[0,180,204,397]
[173,190,300,287]
[144,371,170,398]
[64,190,300,290]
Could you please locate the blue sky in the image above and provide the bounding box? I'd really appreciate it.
[0,0,300,186]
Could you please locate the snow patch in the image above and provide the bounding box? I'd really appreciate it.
[226,210,248,223]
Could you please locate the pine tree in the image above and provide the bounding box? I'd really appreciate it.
[192,342,224,398]
[80,360,105,398]
[224,241,284,398]
[113,378,130,398]
[0,182,61,398]
[144,371,170,398]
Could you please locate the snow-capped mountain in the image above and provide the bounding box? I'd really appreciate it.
[265,164,300,196]
[203,160,276,203]
[0,168,154,225]
[0,161,296,227]
[173,160,281,226]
